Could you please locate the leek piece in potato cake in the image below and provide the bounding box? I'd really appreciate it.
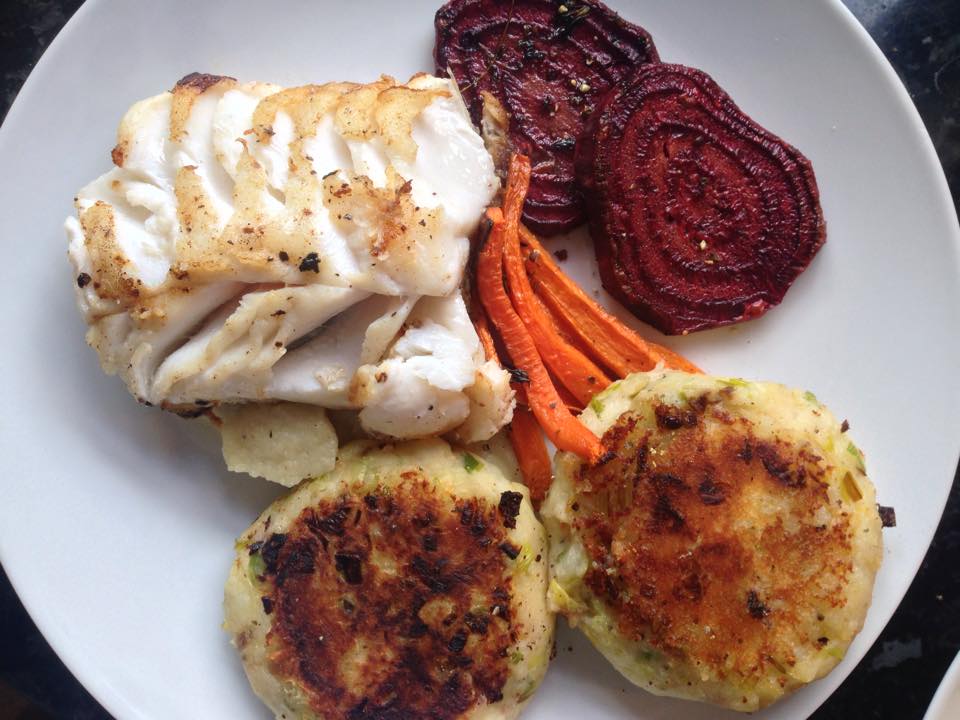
[66,73,510,446]
[542,371,882,711]
[225,439,553,719]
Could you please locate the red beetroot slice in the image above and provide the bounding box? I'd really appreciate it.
[435,0,658,235]
[576,63,826,335]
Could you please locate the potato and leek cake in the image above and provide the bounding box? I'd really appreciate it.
[224,439,553,720]
[66,73,511,462]
[542,371,883,711]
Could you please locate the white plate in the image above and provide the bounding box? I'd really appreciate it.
[0,0,958,718]
[926,652,960,720]
[923,653,960,720]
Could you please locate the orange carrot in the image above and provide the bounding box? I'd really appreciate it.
[551,378,586,414]
[502,154,529,229]
[499,158,613,406]
[478,208,603,463]
[647,341,702,374]
[509,406,553,507]
[520,225,701,375]
[469,293,499,364]
[468,240,531,406]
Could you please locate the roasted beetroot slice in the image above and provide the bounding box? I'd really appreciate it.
[435,0,658,235]
[576,63,826,335]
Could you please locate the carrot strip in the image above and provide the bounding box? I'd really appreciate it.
[470,278,547,501]
[502,154,530,229]
[468,221,531,406]
[509,406,552,507]
[551,378,586,414]
[646,341,702,374]
[478,208,603,463]
[499,158,612,406]
[520,225,702,375]
[469,293,499,364]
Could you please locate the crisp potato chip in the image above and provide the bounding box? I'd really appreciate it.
[217,403,337,487]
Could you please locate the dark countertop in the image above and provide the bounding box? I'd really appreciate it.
[1,1,957,718]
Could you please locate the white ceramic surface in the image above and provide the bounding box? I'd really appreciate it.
[0,1,958,718]
[925,652,960,720]
[923,654,960,720]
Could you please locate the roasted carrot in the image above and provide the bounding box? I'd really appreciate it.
[478,208,603,463]
[520,225,702,375]
[468,246,532,406]
[502,154,529,228]
[551,378,586,414]
[646,341,702,374]
[499,158,613,406]
[469,293,499,364]
[509,406,552,507]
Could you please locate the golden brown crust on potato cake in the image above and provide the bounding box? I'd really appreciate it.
[226,439,552,720]
[543,371,882,710]
[258,477,515,718]
[576,404,853,681]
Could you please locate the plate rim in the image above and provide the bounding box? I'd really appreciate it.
[924,651,960,720]
[0,0,958,718]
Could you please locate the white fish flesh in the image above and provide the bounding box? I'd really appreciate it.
[67,72,512,444]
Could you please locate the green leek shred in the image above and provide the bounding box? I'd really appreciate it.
[247,552,266,585]
[719,377,749,388]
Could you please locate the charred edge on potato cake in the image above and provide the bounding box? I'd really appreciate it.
[572,392,857,683]
[251,474,517,718]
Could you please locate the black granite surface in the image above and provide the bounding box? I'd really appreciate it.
[0,1,957,718]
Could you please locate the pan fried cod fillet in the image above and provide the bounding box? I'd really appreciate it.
[70,73,493,298]
[66,73,510,453]
[224,439,554,720]
[542,371,883,711]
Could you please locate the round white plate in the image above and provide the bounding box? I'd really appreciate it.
[1,0,958,718]
[926,652,960,720]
